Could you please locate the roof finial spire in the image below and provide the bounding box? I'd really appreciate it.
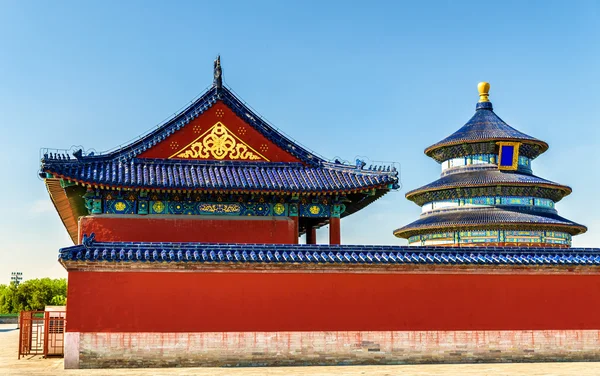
[213,55,223,90]
[478,82,490,102]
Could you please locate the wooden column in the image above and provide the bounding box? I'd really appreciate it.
[329,217,341,245]
[291,216,299,243]
[306,225,317,245]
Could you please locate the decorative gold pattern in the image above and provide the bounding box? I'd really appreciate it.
[273,203,285,215]
[170,141,179,150]
[170,122,269,161]
[260,143,269,153]
[114,202,126,211]
[193,124,202,134]
[215,109,224,118]
[237,126,247,135]
[309,205,320,215]
[152,201,165,213]
[198,203,241,213]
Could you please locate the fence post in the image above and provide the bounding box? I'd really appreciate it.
[17,312,22,359]
[43,311,49,358]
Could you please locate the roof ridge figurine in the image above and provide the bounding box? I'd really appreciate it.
[214,54,223,90]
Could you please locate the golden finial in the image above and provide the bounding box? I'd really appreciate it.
[478,82,490,102]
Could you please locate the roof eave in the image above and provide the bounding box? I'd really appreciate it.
[41,168,396,195]
[405,182,572,203]
[44,178,80,244]
[424,139,550,160]
[394,221,588,239]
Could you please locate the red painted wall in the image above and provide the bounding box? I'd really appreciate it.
[67,271,600,332]
[78,215,297,244]
[137,101,301,163]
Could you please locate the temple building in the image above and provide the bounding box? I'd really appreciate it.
[40,64,600,369]
[41,56,399,247]
[394,82,587,247]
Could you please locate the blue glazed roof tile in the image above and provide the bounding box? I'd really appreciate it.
[406,166,571,201]
[41,84,399,194]
[59,240,600,267]
[394,207,587,237]
[425,101,548,158]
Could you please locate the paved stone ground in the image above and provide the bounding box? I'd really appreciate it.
[2,325,600,376]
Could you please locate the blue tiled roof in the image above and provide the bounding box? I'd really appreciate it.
[42,159,398,193]
[40,85,399,193]
[394,207,587,238]
[59,87,322,166]
[58,240,600,266]
[406,166,571,202]
[424,102,548,159]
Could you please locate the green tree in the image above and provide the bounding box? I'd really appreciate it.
[0,278,67,313]
[0,283,17,314]
[50,295,66,306]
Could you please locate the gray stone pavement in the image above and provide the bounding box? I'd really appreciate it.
[2,325,600,375]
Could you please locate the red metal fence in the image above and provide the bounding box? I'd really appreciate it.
[18,311,66,358]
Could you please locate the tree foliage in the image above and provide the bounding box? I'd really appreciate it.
[0,278,67,313]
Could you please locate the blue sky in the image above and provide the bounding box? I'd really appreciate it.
[0,0,598,280]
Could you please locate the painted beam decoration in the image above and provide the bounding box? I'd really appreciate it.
[88,189,346,218]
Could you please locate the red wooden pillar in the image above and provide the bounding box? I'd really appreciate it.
[306,225,317,244]
[291,216,299,243]
[329,217,341,245]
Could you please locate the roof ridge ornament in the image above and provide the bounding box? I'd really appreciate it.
[478,81,490,103]
[82,233,96,248]
[213,55,223,90]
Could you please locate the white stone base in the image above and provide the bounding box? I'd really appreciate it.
[66,330,600,369]
[64,332,80,369]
